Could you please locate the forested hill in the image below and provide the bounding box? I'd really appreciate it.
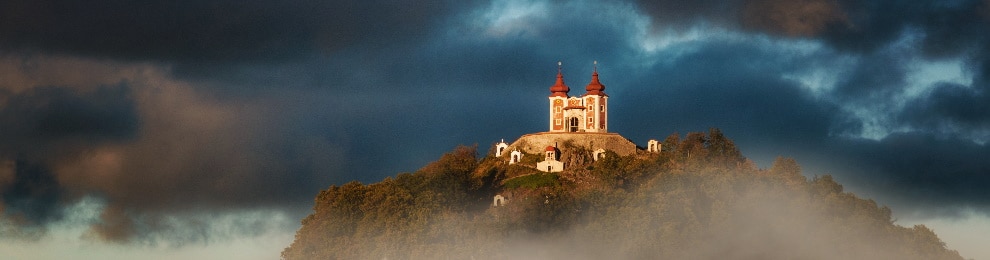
[281,129,964,260]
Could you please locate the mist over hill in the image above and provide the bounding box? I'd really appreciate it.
[281,129,964,260]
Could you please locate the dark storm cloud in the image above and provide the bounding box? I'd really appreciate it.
[635,0,989,56]
[65,89,348,243]
[634,0,738,29]
[0,0,490,243]
[898,40,990,139]
[900,82,990,137]
[912,0,989,58]
[819,133,990,217]
[0,84,139,158]
[834,51,907,100]
[1,160,63,228]
[817,0,989,57]
[636,0,851,35]
[309,0,650,181]
[0,0,477,63]
[740,0,848,37]
[638,53,989,217]
[0,84,137,238]
[0,55,348,243]
[623,0,990,219]
[616,39,843,145]
[634,0,849,37]
[0,0,495,97]
[0,0,486,237]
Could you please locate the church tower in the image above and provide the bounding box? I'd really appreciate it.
[549,62,569,132]
[582,62,608,132]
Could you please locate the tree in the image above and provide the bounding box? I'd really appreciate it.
[768,156,806,188]
[662,132,680,153]
[680,132,709,168]
[706,127,744,168]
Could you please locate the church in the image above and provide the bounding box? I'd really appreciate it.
[548,61,608,133]
[491,62,659,207]
[494,62,659,174]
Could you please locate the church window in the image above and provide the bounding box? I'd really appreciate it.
[588,105,593,111]
[600,105,605,111]
[588,117,594,123]
[555,119,561,125]
[554,107,561,113]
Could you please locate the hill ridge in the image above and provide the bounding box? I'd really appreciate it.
[281,129,964,260]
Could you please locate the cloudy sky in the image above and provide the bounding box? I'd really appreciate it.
[1,0,989,259]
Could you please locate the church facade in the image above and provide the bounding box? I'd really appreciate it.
[548,63,608,133]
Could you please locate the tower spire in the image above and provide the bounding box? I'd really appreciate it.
[585,61,606,96]
[549,61,569,97]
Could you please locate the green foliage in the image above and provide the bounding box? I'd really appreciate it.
[518,151,541,164]
[282,130,964,260]
[659,129,746,172]
[706,127,744,167]
[589,150,653,188]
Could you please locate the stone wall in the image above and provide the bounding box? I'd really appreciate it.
[507,132,638,156]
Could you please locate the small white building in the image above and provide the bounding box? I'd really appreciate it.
[493,194,507,207]
[593,148,607,161]
[509,150,523,164]
[647,139,661,153]
[536,145,564,172]
[495,139,509,157]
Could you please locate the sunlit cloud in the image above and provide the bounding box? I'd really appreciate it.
[474,0,550,38]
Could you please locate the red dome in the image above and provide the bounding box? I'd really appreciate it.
[549,71,570,97]
[585,71,606,96]
[545,145,557,152]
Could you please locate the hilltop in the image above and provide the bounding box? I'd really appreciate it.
[281,129,964,260]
